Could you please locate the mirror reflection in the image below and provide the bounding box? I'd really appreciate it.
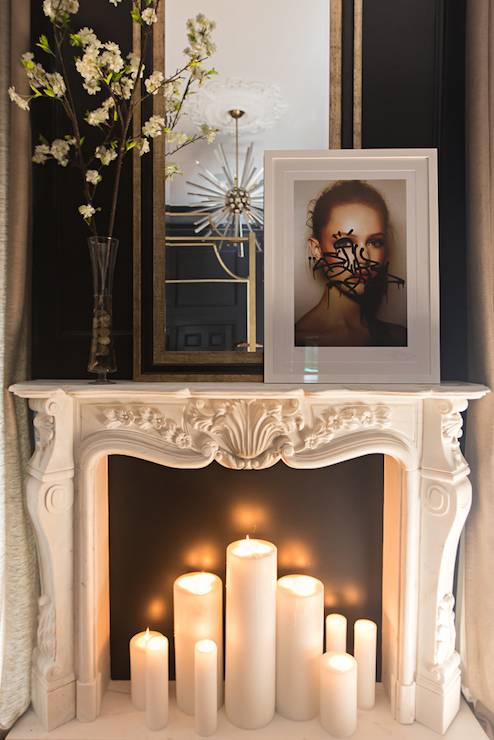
[161,0,330,354]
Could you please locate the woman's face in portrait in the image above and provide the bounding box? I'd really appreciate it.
[309,202,387,297]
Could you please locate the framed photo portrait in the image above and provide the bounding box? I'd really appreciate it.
[264,149,439,383]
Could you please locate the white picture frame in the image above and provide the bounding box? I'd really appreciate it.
[264,149,440,384]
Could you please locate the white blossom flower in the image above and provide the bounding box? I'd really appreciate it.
[21,52,34,64]
[32,143,51,164]
[145,70,164,95]
[109,0,122,5]
[142,7,158,25]
[166,131,189,149]
[165,163,183,180]
[8,86,30,111]
[26,62,48,88]
[112,75,133,100]
[78,204,96,221]
[43,0,79,23]
[142,114,165,139]
[200,124,217,144]
[51,138,71,166]
[127,51,144,79]
[137,138,150,156]
[95,145,118,166]
[86,169,101,185]
[77,27,100,48]
[47,72,66,97]
[100,42,124,73]
[86,97,114,126]
[75,43,102,95]
[184,14,216,59]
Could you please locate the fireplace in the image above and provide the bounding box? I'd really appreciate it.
[7,381,488,738]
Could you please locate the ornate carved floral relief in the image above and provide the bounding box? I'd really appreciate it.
[102,400,392,470]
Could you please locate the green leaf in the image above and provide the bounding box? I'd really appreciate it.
[126,139,137,151]
[130,7,141,23]
[104,72,113,85]
[70,33,82,47]
[36,33,54,55]
[43,87,55,98]
[29,84,43,97]
[113,108,118,121]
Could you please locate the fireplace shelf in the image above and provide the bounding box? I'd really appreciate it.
[7,682,487,740]
[9,380,489,736]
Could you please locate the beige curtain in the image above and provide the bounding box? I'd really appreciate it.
[0,0,37,731]
[463,1,494,737]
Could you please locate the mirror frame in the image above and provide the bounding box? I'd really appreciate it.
[133,0,362,380]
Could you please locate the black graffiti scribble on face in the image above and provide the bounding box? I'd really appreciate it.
[312,229,405,302]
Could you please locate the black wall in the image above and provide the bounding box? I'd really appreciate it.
[30,0,467,681]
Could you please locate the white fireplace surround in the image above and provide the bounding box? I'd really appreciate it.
[9,381,488,736]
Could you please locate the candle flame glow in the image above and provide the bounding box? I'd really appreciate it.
[327,653,355,672]
[196,639,216,654]
[176,572,217,595]
[326,613,346,625]
[279,574,321,597]
[232,537,274,558]
[355,618,377,633]
[147,634,167,652]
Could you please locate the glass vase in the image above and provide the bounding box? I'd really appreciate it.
[87,236,119,383]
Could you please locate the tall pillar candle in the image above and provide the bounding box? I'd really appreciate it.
[276,575,324,720]
[173,572,222,715]
[354,618,377,709]
[195,640,218,737]
[129,629,162,709]
[320,652,358,738]
[225,537,277,729]
[145,634,169,731]
[326,613,347,653]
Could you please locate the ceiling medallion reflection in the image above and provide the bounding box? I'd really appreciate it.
[185,78,288,135]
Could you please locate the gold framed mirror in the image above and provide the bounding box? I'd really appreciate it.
[133,0,362,380]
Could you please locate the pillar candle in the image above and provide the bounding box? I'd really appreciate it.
[320,652,358,738]
[276,574,324,720]
[145,634,169,731]
[129,629,162,709]
[173,572,222,715]
[326,613,347,653]
[225,537,277,729]
[194,639,218,737]
[354,618,377,709]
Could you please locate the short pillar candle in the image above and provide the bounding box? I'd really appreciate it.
[173,572,223,715]
[129,629,162,709]
[145,634,169,731]
[276,575,324,720]
[320,652,358,738]
[194,640,218,737]
[225,537,277,729]
[326,613,347,653]
[354,618,377,709]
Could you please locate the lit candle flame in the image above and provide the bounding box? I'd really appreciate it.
[232,537,273,558]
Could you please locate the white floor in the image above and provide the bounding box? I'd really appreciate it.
[7,682,487,740]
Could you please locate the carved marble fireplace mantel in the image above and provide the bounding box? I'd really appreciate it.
[9,380,488,737]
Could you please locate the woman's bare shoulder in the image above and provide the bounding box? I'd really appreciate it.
[295,305,320,332]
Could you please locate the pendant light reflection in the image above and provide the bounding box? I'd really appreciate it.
[187,109,264,256]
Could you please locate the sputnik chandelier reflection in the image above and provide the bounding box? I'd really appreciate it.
[187,109,264,254]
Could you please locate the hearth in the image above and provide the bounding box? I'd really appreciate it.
[7,381,488,738]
